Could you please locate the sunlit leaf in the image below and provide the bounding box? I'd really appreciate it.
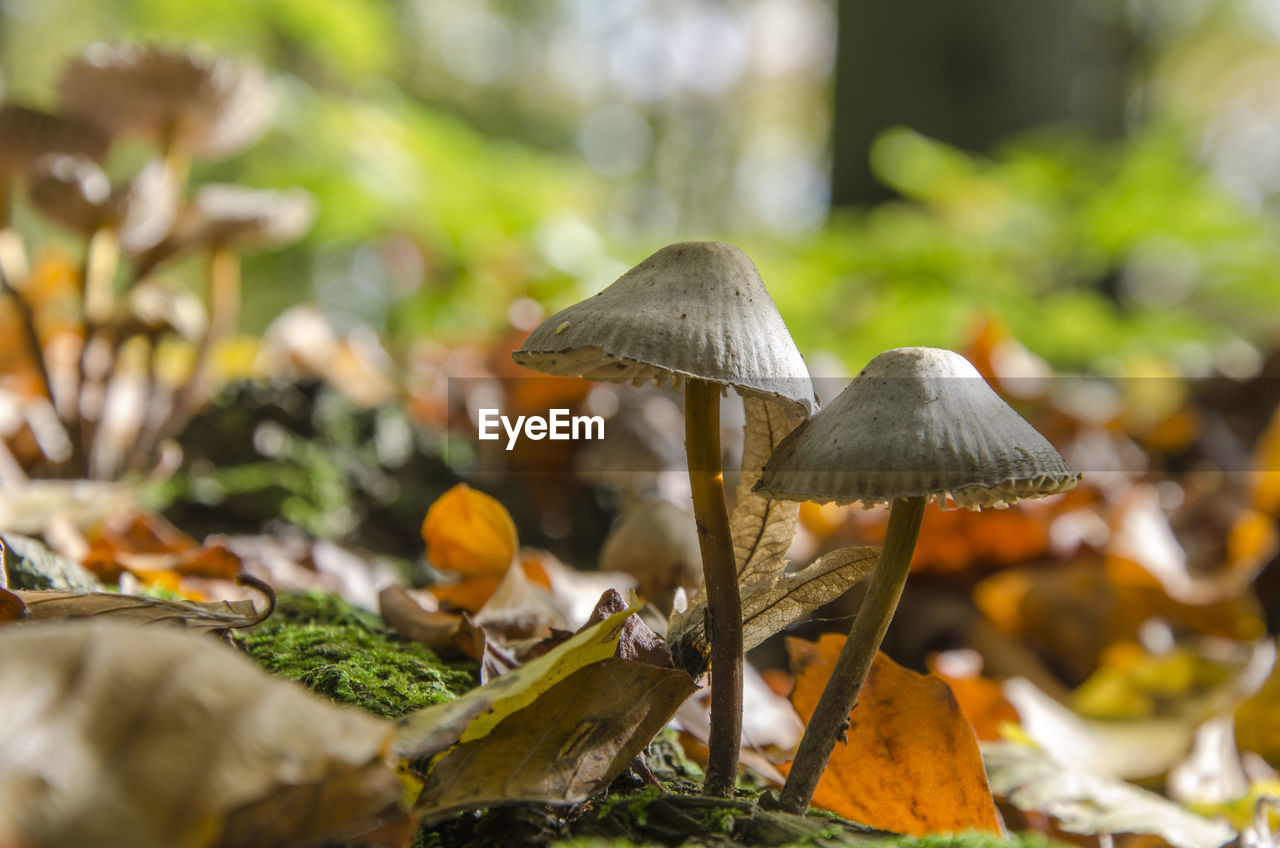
[670,546,877,677]
[927,652,1019,742]
[984,740,1236,848]
[421,483,517,577]
[781,637,1001,836]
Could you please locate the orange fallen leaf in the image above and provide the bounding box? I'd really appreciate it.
[782,636,1001,837]
[428,559,551,614]
[421,484,517,577]
[927,652,1019,742]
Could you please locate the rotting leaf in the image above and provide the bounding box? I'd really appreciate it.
[421,483,518,578]
[0,619,402,848]
[732,396,801,586]
[670,546,877,677]
[780,636,1002,837]
[414,657,696,822]
[14,573,275,634]
[983,740,1236,848]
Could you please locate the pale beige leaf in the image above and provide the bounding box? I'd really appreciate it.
[0,620,400,848]
[669,546,878,677]
[15,575,274,634]
[984,740,1236,848]
[732,396,800,586]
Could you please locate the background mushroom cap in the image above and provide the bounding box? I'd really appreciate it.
[755,347,1079,509]
[0,104,109,175]
[28,155,176,253]
[513,241,816,416]
[172,184,315,251]
[58,43,272,159]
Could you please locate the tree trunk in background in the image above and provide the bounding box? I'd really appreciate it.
[831,0,1133,206]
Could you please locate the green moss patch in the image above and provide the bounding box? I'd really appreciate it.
[234,591,474,718]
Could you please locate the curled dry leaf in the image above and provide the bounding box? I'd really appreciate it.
[421,483,518,578]
[781,636,1001,837]
[670,545,878,677]
[984,740,1236,848]
[732,396,801,585]
[0,620,401,848]
[378,584,486,661]
[13,573,275,634]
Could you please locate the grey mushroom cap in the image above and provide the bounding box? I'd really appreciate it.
[28,155,176,253]
[513,241,816,416]
[754,347,1080,510]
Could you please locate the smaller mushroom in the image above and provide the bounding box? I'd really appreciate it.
[58,43,272,183]
[599,497,703,615]
[754,347,1079,814]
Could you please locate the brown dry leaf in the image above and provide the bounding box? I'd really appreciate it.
[379,585,485,661]
[421,483,518,578]
[0,619,401,848]
[0,587,26,623]
[670,545,878,677]
[781,636,1001,836]
[413,657,695,822]
[14,574,274,634]
[733,396,801,585]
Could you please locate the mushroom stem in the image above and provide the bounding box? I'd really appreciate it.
[66,226,121,476]
[684,378,743,797]
[778,494,926,814]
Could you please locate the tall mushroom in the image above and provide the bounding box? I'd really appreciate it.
[29,154,177,472]
[58,43,272,186]
[0,105,109,405]
[513,241,816,796]
[754,347,1079,813]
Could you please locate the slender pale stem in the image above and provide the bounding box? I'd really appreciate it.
[67,226,121,476]
[685,378,743,797]
[778,495,926,814]
[149,245,239,449]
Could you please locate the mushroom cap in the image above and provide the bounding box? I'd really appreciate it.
[0,104,109,175]
[512,241,816,415]
[755,347,1079,509]
[58,43,272,159]
[127,281,207,340]
[28,156,177,253]
[170,184,315,251]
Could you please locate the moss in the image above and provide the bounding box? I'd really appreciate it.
[234,591,474,718]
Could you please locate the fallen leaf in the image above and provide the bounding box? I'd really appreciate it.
[421,483,517,577]
[983,740,1236,848]
[395,604,638,770]
[670,545,878,677]
[14,574,275,634]
[781,636,1001,837]
[0,588,26,623]
[414,657,695,821]
[472,554,567,638]
[0,619,401,848]
[927,650,1019,742]
[732,396,800,586]
[1,532,102,591]
[378,585,486,661]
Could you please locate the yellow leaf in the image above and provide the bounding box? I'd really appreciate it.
[421,483,518,577]
[782,636,1001,836]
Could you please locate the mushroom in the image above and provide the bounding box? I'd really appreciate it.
[29,154,178,473]
[0,105,109,405]
[513,241,816,796]
[58,43,272,184]
[599,496,702,615]
[754,346,1079,813]
[134,185,314,454]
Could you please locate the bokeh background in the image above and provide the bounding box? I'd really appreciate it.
[4,0,1279,372]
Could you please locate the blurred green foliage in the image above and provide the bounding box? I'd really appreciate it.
[2,0,1278,374]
